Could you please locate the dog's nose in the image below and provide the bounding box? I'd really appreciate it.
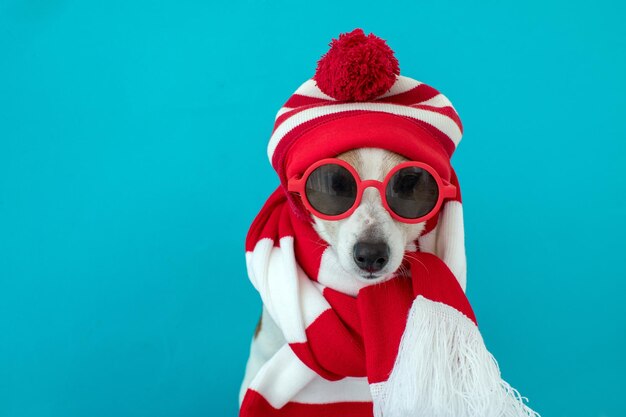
[353,241,389,273]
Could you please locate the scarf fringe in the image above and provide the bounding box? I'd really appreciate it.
[372,295,540,417]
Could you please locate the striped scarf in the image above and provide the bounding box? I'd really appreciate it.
[239,182,539,417]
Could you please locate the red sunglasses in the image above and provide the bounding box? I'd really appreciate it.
[287,158,457,224]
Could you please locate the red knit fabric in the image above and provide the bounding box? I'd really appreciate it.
[241,390,374,417]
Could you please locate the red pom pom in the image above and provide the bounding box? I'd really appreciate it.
[314,28,400,102]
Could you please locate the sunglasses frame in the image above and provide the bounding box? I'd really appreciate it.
[287,158,457,224]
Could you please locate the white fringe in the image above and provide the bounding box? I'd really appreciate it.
[371,296,540,417]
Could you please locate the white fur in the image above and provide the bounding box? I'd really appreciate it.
[312,148,425,283]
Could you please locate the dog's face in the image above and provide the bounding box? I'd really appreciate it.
[311,147,426,283]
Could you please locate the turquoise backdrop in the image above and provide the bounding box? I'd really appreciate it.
[1,0,625,416]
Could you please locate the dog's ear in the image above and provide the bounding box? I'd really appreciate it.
[417,169,466,291]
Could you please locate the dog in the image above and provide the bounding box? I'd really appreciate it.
[239,26,539,415]
[239,147,426,405]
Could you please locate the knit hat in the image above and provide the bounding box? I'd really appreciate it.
[240,28,539,417]
[268,27,467,288]
[268,28,462,223]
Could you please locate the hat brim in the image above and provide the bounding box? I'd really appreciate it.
[283,112,452,182]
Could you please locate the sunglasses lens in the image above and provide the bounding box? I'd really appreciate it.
[386,167,439,219]
[305,164,357,216]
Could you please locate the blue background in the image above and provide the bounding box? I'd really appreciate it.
[1,0,625,416]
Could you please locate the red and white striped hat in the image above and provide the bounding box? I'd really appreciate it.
[267,28,464,220]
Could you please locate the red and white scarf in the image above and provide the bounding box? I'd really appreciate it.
[239,180,538,417]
